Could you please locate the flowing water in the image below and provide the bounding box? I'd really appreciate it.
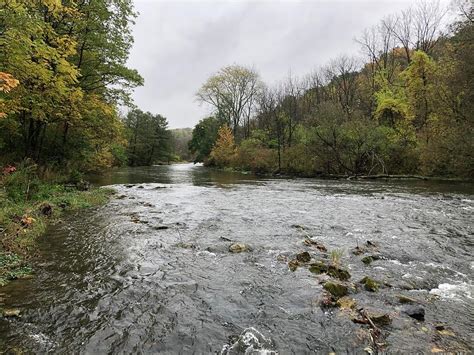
[1,164,473,353]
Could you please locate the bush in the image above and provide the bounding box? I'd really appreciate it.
[235,139,277,173]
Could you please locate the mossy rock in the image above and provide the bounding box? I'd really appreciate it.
[323,281,349,299]
[360,276,379,292]
[309,261,328,274]
[327,265,351,281]
[296,251,311,263]
[361,255,380,265]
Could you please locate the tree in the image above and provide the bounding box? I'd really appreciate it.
[196,65,263,139]
[124,109,171,166]
[0,0,143,171]
[209,126,236,168]
[188,116,222,163]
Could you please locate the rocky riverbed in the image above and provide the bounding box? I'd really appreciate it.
[0,164,472,353]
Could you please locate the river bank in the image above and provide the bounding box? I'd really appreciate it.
[0,172,113,286]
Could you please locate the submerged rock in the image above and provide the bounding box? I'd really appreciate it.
[360,276,379,292]
[175,242,196,249]
[153,225,169,230]
[296,251,311,263]
[323,281,349,299]
[229,243,250,253]
[402,305,425,321]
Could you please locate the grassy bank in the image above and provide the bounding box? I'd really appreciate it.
[0,167,113,286]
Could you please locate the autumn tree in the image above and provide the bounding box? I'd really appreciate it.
[209,126,236,168]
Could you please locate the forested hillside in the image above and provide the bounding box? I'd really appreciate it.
[191,1,473,178]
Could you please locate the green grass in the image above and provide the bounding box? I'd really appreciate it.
[0,178,113,286]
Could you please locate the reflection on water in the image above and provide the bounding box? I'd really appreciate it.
[1,164,473,353]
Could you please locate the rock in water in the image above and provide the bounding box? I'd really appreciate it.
[309,261,328,274]
[2,308,21,318]
[288,259,299,272]
[323,281,349,299]
[229,243,250,253]
[403,305,425,321]
[327,265,351,281]
[361,255,380,265]
[296,251,311,263]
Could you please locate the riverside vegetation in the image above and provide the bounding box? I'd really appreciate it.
[0,1,178,286]
[190,1,473,179]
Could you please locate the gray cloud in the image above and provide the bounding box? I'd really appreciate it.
[127,0,445,128]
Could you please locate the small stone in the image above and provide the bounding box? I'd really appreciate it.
[323,281,349,299]
[296,251,311,263]
[2,308,20,318]
[153,225,169,230]
[229,243,250,253]
[403,305,425,321]
[137,185,144,189]
[116,194,127,199]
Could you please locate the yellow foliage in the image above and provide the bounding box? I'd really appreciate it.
[209,125,236,167]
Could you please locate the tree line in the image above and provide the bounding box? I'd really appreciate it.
[190,1,473,178]
[0,0,177,174]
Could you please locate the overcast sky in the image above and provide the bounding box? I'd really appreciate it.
[127,0,447,128]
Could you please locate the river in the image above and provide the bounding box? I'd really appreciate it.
[0,163,472,353]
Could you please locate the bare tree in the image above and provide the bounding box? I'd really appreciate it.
[324,55,360,118]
